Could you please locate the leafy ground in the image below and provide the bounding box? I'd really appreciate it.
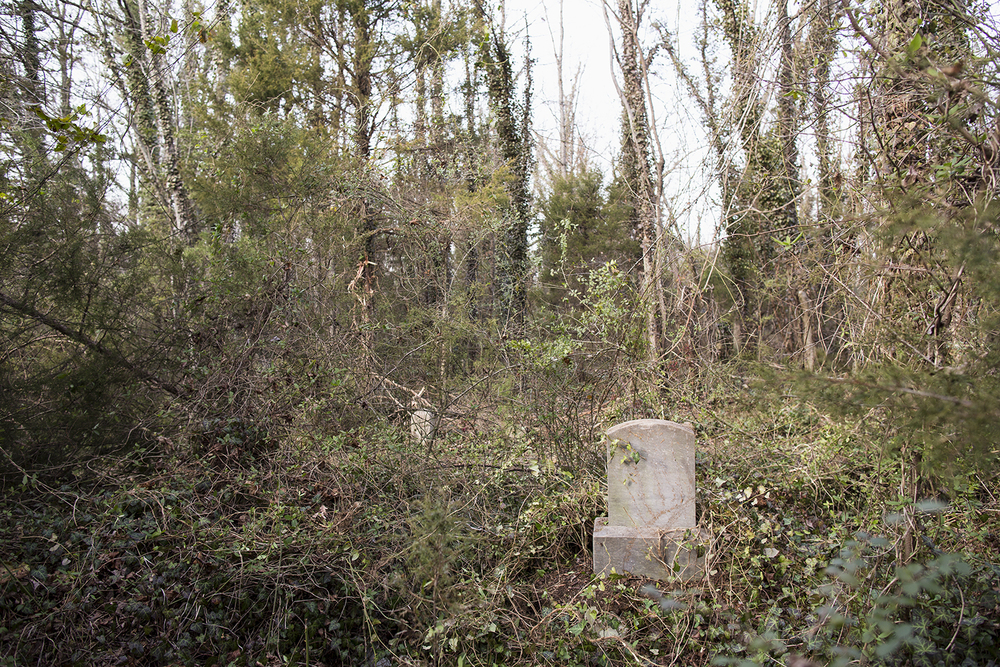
[1,376,998,667]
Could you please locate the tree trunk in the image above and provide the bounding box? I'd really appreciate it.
[479,9,532,330]
[776,0,799,231]
[350,4,377,317]
[462,40,481,324]
[120,0,198,246]
[0,288,183,397]
[798,289,816,371]
[810,0,839,220]
[611,0,659,363]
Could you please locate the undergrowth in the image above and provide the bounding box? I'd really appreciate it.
[0,375,997,666]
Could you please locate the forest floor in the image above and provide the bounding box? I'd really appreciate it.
[1,372,998,666]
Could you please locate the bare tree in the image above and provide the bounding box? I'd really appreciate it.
[603,0,665,363]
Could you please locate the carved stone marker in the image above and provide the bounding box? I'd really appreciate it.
[593,419,708,581]
[410,409,434,444]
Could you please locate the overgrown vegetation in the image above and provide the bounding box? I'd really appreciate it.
[1,373,997,666]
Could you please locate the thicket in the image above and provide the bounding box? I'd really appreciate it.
[1,0,999,665]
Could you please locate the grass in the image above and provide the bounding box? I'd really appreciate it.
[0,374,997,666]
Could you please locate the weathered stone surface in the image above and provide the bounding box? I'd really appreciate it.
[592,518,708,581]
[410,409,433,444]
[594,419,706,581]
[606,419,696,528]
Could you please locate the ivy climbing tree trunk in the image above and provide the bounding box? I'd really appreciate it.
[606,0,660,363]
[350,2,377,321]
[715,0,761,356]
[809,0,840,221]
[17,0,41,106]
[461,38,482,325]
[478,6,533,330]
[776,0,799,229]
[16,0,46,176]
[119,0,198,246]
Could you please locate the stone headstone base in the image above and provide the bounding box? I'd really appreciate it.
[593,518,709,581]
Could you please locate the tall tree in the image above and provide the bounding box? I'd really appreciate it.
[848,0,973,368]
[1,0,178,457]
[536,0,583,178]
[604,0,664,363]
[710,0,801,355]
[476,2,533,329]
[807,0,841,221]
[117,0,199,246]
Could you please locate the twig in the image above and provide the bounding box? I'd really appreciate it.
[818,375,975,408]
[840,0,889,61]
[0,289,183,397]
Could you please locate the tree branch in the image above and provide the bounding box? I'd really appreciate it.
[0,289,184,397]
[840,0,889,61]
[821,374,975,408]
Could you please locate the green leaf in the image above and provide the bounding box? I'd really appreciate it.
[906,33,923,54]
[170,18,178,33]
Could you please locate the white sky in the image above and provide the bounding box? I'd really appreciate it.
[503,0,622,171]
[502,0,721,246]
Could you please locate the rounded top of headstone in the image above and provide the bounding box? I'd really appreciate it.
[607,419,694,439]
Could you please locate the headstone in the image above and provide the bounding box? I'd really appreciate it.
[593,419,709,581]
[411,409,434,444]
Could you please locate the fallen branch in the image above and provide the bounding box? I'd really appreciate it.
[0,289,184,397]
[820,374,974,408]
